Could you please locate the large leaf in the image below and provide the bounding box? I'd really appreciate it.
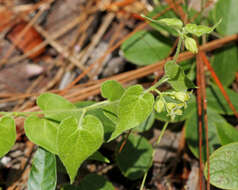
[75,101,115,142]
[116,134,153,180]
[28,147,56,190]
[77,174,114,190]
[212,44,238,86]
[205,142,238,189]
[88,151,110,163]
[135,111,155,132]
[24,116,59,154]
[185,108,222,162]
[109,85,154,140]
[37,93,82,122]
[101,80,124,101]
[121,30,171,66]
[0,117,16,157]
[206,83,238,115]
[212,0,238,36]
[216,123,238,145]
[57,115,104,183]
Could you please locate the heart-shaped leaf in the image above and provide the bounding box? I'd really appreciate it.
[28,147,56,190]
[109,85,154,140]
[116,134,153,180]
[57,115,104,183]
[101,80,124,101]
[205,142,238,189]
[37,93,82,122]
[0,116,16,157]
[121,30,171,66]
[24,116,59,154]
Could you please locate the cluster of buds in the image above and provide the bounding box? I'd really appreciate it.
[154,91,191,121]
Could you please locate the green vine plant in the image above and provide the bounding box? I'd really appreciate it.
[0,18,219,189]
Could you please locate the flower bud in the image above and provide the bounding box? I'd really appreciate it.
[167,102,177,111]
[174,91,190,102]
[154,98,164,113]
[184,37,198,54]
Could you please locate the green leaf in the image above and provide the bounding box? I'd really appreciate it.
[142,15,183,29]
[101,80,124,101]
[146,5,179,36]
[37,93,82,122]
[158,18,183,29]
[205,142,238,189]
[165,61,195,91]
[206,83,238,115]
[212,0,238,36]
[216,123,238,145]
[57,115,104,183]
[78,174,114,190]
[116,134,153,180]
[184,24,213,37]
[109,85,154,140]
[212,44,238,86]
[24,116,59,154]
[88,151,110,163]
[121,30,171,66]
[75,101,115,142]
[28,147,56,190]
[184,36,198,53]
[135,111,155,132]
[0,117,16,157]
[185,108,224,162]
[61,174,114,190]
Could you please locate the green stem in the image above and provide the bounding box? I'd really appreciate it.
[0,100,119,118]
[139,121,169,190]
[173,36,183,62]
[145,77,169,93]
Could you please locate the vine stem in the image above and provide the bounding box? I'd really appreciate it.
[0,100,118,118]
[139,121,169,190]
[173,36,183,62]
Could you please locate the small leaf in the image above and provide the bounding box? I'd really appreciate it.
[24,116,59,154]
[88,151,110,163]
[165,61,195,91]
[101,80,124,101]
[28,147,56,190]
[216,123,238,145]
[57,115,104,183]
[37,93,82,122]
[121,30,171,66]
[0,117,16,157]
[116,134,153,180]
[184,24,213,37]
[109,85,154,140]
[135,111,155,132]
[205,142,238,189]
[146,5,180,36]
[157,18,183,29]
[184,36,198,53]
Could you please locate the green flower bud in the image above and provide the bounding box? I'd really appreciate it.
[167,102,177,111]
[184,37,198,54]
[174,109,183,115]
[174,91,190,102]
[154,98,164,113]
